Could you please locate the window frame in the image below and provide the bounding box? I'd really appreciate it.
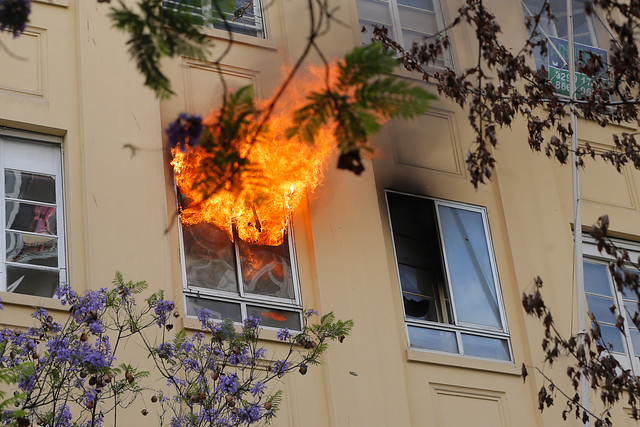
[583,236,640,374]
[356,0,454,69]
[175,199,304,330]
[0,129,67,297]
[385,190,513,362]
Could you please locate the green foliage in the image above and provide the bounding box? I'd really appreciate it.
[109,0,212,98]
[287,42,436,174]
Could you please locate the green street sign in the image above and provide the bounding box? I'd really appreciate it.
[547,36,608,97]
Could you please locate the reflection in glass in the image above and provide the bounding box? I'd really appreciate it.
[6,265,59,297]
[408,326,458,353]
[185,296,242,323]
[238,236,295,300]
[4,170,56,203]
[181,222,237,293]
[246,305,301,330]
[438,206,502,329]
[586,294,617,324]
[584,262,612,296]
[6,232,58,267]
[403,293,439,322]
[461,334,510,361]
[5,201,57,235]
[598,324,625,353]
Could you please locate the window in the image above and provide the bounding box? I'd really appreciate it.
[179,209,302,330]
[386,191,512,361]
[583,238,640,373]
[0,131,66,298]
[355,0,452,68]
[163,0,266,38]
[521,0,606,70]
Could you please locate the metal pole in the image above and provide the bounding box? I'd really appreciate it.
[566,0,589,424]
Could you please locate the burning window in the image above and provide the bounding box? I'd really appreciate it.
[1,131,66,298]
[386,191,512,361]
[163,0,266,38]
[179,201,302,330]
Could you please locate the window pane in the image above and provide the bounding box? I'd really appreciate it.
[6,231,58,267]
[619,269,639,299]
[6,265,58,297]
[398,264,437,297]
[238,236,295,300]
[185,296,242,322]
[213,0,263,37]
[398,8,437,34]
[403,293,440,322]
[246,305,301,330]
[461,334,510,361]
[408,326,458,353]
[438,206,502,329]
[4,170,56,203]
[356,0,393,26]
[630,329,640,356]
[586,294,617,325]
[584,262,612,296]
[598,324,625,353]
[5,201,57,235]
[181,222,238,293]
[398,0,434,10]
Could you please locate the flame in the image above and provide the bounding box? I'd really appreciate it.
[171,66,337,246]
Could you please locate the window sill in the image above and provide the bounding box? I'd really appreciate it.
[200,27,277,51]
[34,0,69,7]
[182,316,290,344]
[406,348,520,376]
[0,292,67,328]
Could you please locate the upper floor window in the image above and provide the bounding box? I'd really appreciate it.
[583,238,640,373]
[179,204,302,329]
[1,131,66,298]
[521,0,606,70]
[163,0,266,38]
[355,0,452,68]
[386,191,512,361]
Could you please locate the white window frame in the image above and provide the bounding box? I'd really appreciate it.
[0,129,66,297]
[583,236,640,374]
[163,0,266,39]
[176,200,303,329]
[385,190,513,362]
[356,0,454,69]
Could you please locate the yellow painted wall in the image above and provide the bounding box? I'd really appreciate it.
[2,0,640,426]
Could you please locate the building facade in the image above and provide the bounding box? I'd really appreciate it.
[1,0,639,425]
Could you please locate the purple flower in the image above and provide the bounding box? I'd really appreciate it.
[0,0,31,37]
[276,328,292,341]
[165,113,203,150]
[272,360,289,377]
[304,309,319,318]
[249,381,266,397]
[153,299,176,327]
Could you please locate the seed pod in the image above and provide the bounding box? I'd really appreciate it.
[80,333,88,342]
[225,394,234,406]
[46,315,53,323]
[89,376,97,386]
[151,395,158,403]
[80,369,88,379]
[165,324,173,331]
[173,310,180,318]
[299,364,308,375]
[211,372,219,381]
[338,334,346,343]
[125,371,134,384]
[264,401,272,411]
[102,374,112,384]
[141,409,148,416]
[233,346,241,355]
[86,401,94,409]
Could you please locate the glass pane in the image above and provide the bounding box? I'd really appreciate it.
[619,269,639,299]
[4,170,56,203]
[398,8,437,34]
[6,265,58,297]
[356,0,393,26]
[398,264,437,297]
[598,324,625,353]
[461,334,511,361]
[630,329,640,356]
[213,0,263,37]
[181,222,238,293]
[623,301,640,329]
[407,326,458,353]
[5,201,57,235]
[398,0,434,10]
[238,236,295,300]
[185,296,242,322]
[6,231,58,267]
[583,262,612,296]
[394,235,442,271]
[403,293,439,322]
[586,294,617,325]
[438,205,502,329]
[246,305,301,330]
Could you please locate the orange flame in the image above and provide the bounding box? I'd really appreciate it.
[171,66,336,246]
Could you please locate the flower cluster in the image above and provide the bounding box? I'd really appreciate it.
[165,113,203,151]
[0,0,31,37]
